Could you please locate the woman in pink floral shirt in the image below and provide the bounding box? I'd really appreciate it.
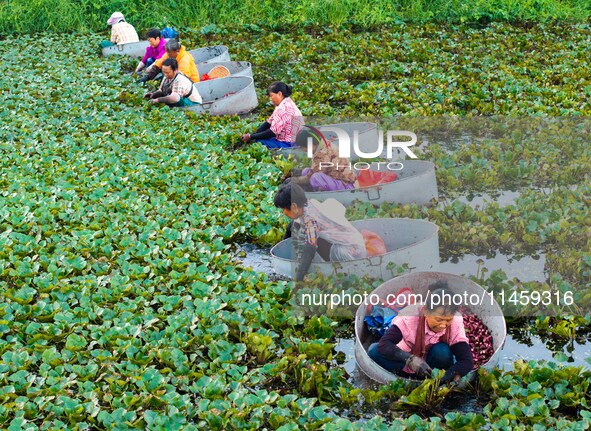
[242,82,304,148]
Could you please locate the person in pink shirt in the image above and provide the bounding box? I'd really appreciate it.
[368,281,474,382]
[241,81,304,149]
[135,28,167,74]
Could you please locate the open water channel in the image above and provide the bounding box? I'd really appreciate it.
[235,188,590,392]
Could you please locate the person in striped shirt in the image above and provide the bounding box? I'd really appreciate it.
[242,82,304,148]
[100,12,139,48]
[273,183,366,281]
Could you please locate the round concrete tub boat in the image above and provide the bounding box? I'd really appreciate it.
[281,122,409,162]
[102,41,150,58]
[270,218,440,281]
[304,160,438,207]
[183,76,258,116]
[189,45,230,64]
[355,271,506,384]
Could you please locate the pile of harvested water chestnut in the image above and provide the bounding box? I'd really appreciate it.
[460,306,495,369]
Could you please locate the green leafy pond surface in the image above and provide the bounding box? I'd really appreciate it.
[1,23,591,430]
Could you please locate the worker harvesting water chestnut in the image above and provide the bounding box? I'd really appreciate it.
[274,183,366,281]
[143,58,202,107]
[135,29,167,75]
[368,281,474,382]
[242,82,304,149]
[143,40,199,83]
[285,129,357,191]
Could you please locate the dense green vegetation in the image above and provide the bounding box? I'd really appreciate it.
[184,22,591,116]
[0,22,590,430]
[2,0,591,34]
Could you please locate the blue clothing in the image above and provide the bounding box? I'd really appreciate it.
[426,342,455,370]
[256,138,294,149]
[364,306,399,337]
[368,343,406,372]
[161,27,179,39]
[368,341,454,374]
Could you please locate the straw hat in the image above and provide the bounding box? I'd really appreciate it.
[107,12,125,26]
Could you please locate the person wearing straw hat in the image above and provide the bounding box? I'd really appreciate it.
[273,183,366,281]
[100,12,139,48]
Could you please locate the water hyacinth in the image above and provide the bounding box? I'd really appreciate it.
[1,23,591,430]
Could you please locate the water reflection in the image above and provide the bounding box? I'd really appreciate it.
[334,337,376,389]
[235,243,548,285]
[440,253,546,283]
[500,334,591,369]
[234,243,274,274]
[334,333,590,391]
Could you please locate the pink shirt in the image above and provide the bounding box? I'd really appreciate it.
[393,304,469,373]
[267,97,304,143]
[142,37,167,64]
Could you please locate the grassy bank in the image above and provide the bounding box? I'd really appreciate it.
[1,0,591,34]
